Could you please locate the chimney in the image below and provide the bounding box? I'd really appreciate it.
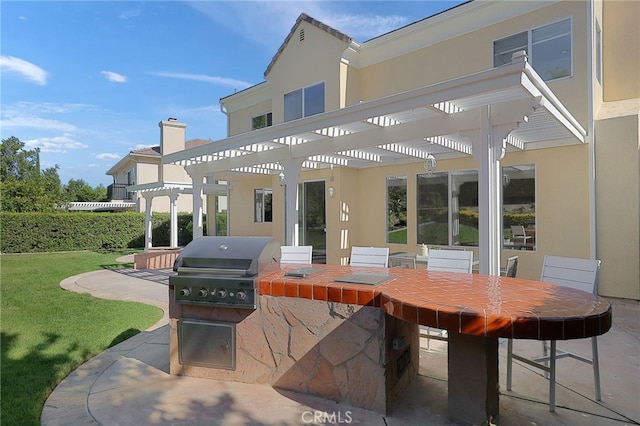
[159,118,186,155]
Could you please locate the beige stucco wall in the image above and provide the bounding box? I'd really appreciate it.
[602,1,640,102]
[266,20,349,124]
[359,1,590,126]
[227,174,276,238]
[595,113,640,299]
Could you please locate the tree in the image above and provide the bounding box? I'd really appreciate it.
[0,136,64,212]
[63,179,108,202]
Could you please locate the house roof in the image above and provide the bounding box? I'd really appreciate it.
[106,139,212,176]
[264,13,354,77]
[132,139,212,157]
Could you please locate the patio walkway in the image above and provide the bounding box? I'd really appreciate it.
[41,261,640,425]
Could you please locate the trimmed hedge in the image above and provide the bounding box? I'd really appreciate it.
[0,212,199,253]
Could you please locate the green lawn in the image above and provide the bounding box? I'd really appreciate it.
[0,251,163,426]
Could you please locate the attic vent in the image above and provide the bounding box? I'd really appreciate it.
[299,28,305,42]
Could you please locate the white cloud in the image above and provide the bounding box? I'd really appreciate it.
[101,70,127,83]
[119,7,141,20]
[24,135,88,153]
[0,116,77,133]
[0,55,48,85]
[186,1,412,51]
[131,144,157,151]
[152,72,251,90]
[95,153,121,161]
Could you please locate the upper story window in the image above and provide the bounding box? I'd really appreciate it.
[284,82,325,122]
[494,18,572,81]
[252,112,272,130]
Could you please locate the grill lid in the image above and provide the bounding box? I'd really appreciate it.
[173,236,280,277]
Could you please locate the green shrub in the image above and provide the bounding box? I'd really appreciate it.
[0,212,202,253]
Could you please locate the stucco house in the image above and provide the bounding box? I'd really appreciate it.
[106,118,210,214]
[144,0,638,300]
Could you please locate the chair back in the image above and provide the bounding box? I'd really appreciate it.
[427,249,473,273]
[280,245,313,264]
[540,255,601,294]
[511,225,527,238]
[505,255,519,278]
[350,246,389,268]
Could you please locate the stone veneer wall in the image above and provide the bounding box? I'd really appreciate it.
[169,293,419,414]
[134,248,181,270]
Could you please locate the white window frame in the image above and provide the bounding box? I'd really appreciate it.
[251,112,272,130]
[493,17,572,81]
[284,82,325,122]
[254,188,273,223]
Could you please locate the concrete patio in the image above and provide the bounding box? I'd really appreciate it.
[41,264,640,425]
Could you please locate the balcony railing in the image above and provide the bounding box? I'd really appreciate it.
[107,183,134,201]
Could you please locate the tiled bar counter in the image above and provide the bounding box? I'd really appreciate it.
[169,264,612,424]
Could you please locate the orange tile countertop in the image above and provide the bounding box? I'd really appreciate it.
[258,264,612,341]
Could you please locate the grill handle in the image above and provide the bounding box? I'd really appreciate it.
[176,267,251,277]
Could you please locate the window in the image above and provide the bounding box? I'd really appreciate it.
[254,188,272,223]
[502,164,536,250]
[416,170,478,246]
[284,82,325,122]
[252,112,272,130]
[494,18,572,81]
[387,176,407,244]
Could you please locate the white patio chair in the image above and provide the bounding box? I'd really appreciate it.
[280,245,313,264]
[427,249,474,273]
[511,225,532,249]
[506,255,602,412]
[349,246,389,268]
[421,249,474,347]
[500,255,519,277]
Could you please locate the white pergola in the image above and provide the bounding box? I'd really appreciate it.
[127,181,193,250]
[162,53,586,276]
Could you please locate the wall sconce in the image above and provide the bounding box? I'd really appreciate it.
[277,172,286,187]
[424,153,437,173]
[328,186,335,198]
[503,174,511,187]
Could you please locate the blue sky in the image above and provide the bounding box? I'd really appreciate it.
[1,1,465,187]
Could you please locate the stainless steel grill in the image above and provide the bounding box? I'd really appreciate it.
[170,236,280,309]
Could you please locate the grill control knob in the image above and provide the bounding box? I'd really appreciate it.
[179,288,190,297]
[236,290,248,300]
[198,288,208,297]
[216,289,227,298]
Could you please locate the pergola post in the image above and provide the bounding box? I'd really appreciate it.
[143,194,153,252]
[169,190,179,248]
[281,157,305,246]
[187,169,205,240]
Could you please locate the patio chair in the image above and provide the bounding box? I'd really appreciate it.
[506,255,602,412]
[280,245,313,264]
[500,255,519,277]
[426,249,474,273]
[389,255,417,269]
[349,246,389,268]
[511,225,532,249]
[421,249,474,347]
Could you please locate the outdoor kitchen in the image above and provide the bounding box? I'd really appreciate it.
[168,236,419,415]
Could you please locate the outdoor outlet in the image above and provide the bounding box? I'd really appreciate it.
[392,336,405,350]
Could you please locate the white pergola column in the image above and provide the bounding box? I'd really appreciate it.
[471,102,536,275]
[169,190,179,248]
[143,194,153,252]
[281,158,305,246]
[187,169,205,240]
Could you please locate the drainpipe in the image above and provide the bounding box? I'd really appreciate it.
[587,0,597,259]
